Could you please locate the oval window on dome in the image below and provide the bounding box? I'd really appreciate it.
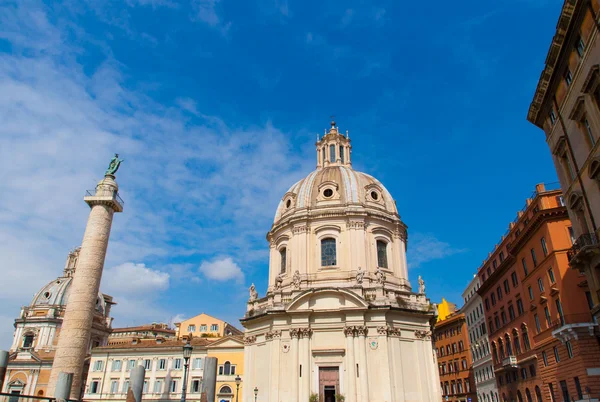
[286,199,291,208]
[371,191,379,200]
[43,292,51,299]
[323,188,334,198]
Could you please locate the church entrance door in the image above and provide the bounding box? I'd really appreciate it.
[318,367,339,402]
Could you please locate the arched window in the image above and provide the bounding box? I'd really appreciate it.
[492,342,498,364]
[321,238,336,266]
[498,339,505,358]
[522,325,531,351]
[505,334,512,355]
[376,240,388,268]
[280,247,287,274]
[535,386,542,402]
[322,147,326,164]
[513,329,521,354]
[339,146,345,163]
[525,388,533,402]
[219,385,232,394]
[22,333,34,348]
[517,390,523,402]
[329,145,335,162]
[223,361,231,375]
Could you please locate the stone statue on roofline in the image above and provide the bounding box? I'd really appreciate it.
[249,283,258,302]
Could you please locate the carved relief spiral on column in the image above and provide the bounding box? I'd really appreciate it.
[299,328,313,338]
[290,328,301,339]
[343,326,355,337]
[355,326,368,336]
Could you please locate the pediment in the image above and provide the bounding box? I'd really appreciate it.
[286,288,368,312]
[207,336,244,348]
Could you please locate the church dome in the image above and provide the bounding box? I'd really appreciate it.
[29,248,108,315]
[274,166,398,223]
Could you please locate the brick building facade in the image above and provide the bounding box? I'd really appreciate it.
[476,183,600,402]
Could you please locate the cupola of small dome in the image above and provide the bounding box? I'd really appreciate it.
[316,119,351,168]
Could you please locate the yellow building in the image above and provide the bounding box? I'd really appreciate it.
[436,298,457,322]
[207,336,245,402]
[175,313,243,339]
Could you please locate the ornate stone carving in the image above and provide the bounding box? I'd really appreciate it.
[299,328,313,338]
[375,267,386,285]
[249,283,258,302]
[292,225,310,234]
[355,266,364,285]
[292,270,301,289]
[265,330,282,340]
[355,325,368,337]
[343,326,355,337]
[376,325,401,337]
[418,276,425,295]
[414,330,432,340]
[290,328,301,339]
[244,335,257,345]
[348,220,365,230]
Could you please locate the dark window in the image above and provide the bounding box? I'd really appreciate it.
[491,293,496,305]
[560,380,569,401]
[501,311,507,325]
[549,383,556,402]
[522,258,529,276]
[528,286,534,300]
[566,340,573,358]
[497,287,503,300]
[517,299,524,315]
[576,36,586,56]
[493,260,497,269]
[511,271,518,287]
[547,268,555,284]
[550,109,557,124]
[531,249,538,266]
[504,279,510,294]
[554,346,560,363]
[529,364,536,377]
[535,314,541,333]
[280,247,287,273]
[508,305,515,321]
[574,377,583,399]
[544,306,552,327]
[565,69,573,86]
[485,298,490,311]
[22,334,34,348]
[329,145,335,162]
[499,251,505,262]
[523,329,531,351]
[556,299,565,325]
[542,351,548,366]
[495,316,500,329]
[321,238,336,266]
[586,291,594,310]
[541,237,548,256]
[376,240,388,268]
[339,146,344,163]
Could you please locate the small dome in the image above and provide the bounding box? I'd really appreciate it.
[274,165,398,223]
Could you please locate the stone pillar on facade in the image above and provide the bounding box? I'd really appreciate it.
[202,357,218,402]
[48,169,123,398]
[344,327,357,402]
[299,328,312,402]
[357,326,370,401]
[267,331,280,402]
[290,328,300,402]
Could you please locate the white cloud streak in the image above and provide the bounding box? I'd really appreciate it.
[407,233,467,269]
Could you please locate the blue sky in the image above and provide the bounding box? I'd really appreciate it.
[0,0,563,346]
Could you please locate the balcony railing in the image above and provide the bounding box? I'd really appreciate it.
[567,233,599,263]
[549,313,593,330]
[502,355,517,369]
[85,189,125,206]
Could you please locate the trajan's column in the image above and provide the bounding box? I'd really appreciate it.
[48,154,124,398]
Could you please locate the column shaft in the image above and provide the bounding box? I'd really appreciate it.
[345,334,356,402]
[358,333,369,400]
[48,204,115,398]
[291,335,299,402]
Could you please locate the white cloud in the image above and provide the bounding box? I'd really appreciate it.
[407,233,467,269]
[199,257,244,282]
[0,0,310,348]
[102,262,170,295]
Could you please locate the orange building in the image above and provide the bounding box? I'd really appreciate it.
[527,0,600,325]
[476,183,600,401]
[434,305,478,402]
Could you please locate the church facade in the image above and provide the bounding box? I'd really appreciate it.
[241,122,441,402]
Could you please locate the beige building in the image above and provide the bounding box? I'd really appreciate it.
[175,313,243,339]
[108,323,176,346]
[241,121,441,402]
[2,247,114,398]
[528,0,600,323]
[83,333,245,402]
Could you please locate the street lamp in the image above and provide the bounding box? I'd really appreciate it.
[180,342,193,402]
[253,386,258,402]
[235,375,241,402]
